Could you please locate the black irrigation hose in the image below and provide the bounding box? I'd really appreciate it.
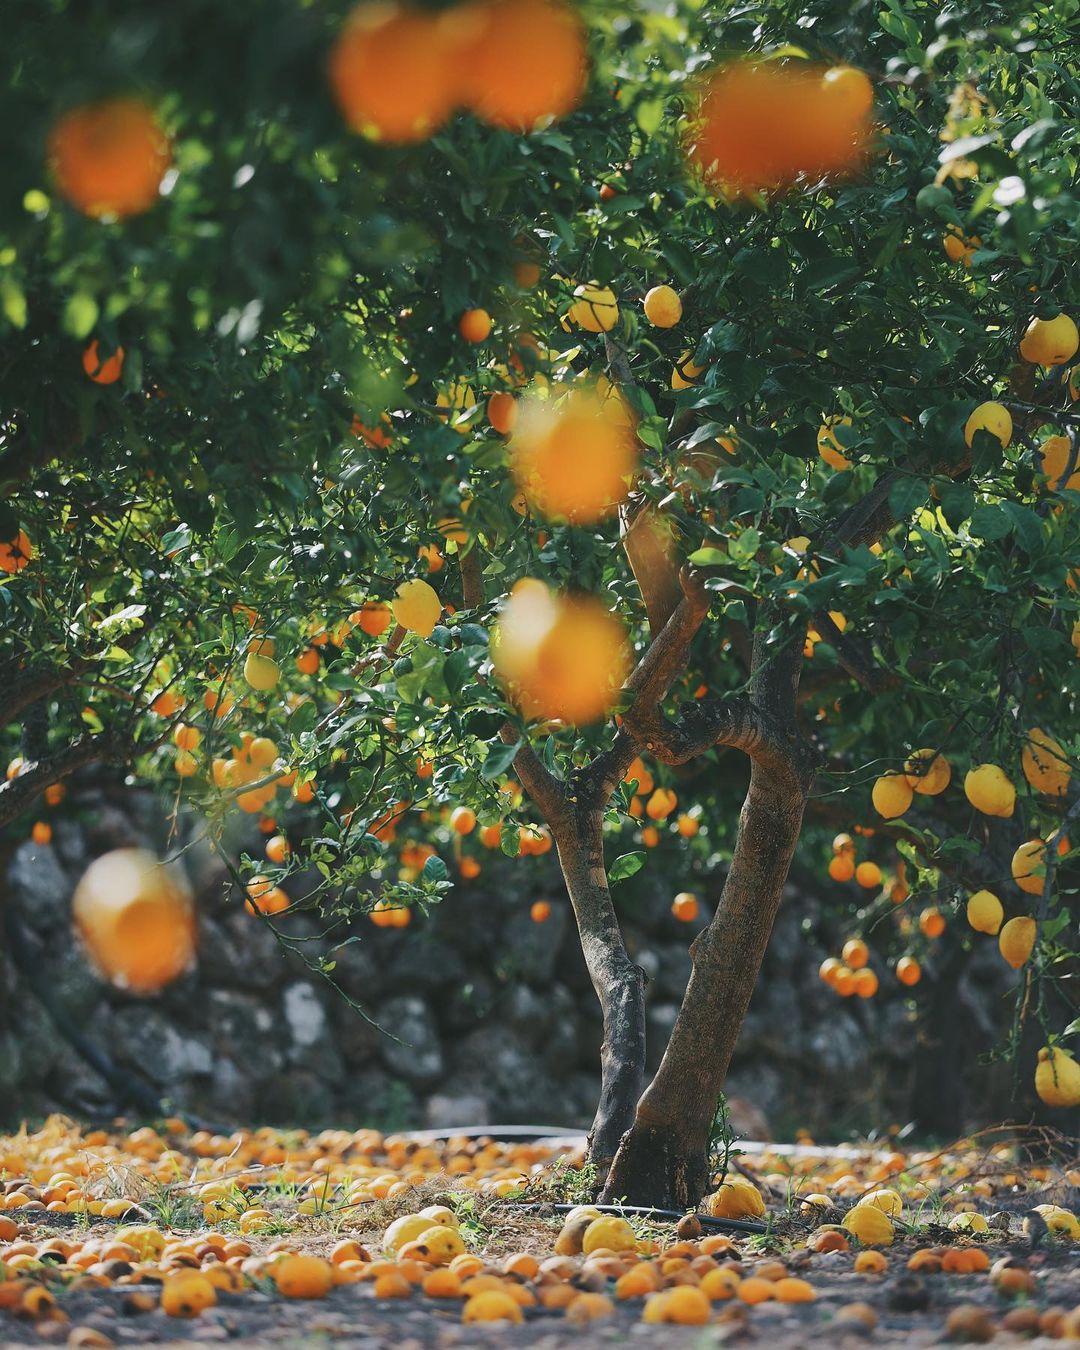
[519,1202,768,1235]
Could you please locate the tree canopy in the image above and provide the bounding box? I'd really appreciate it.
[2,0,1078,1201]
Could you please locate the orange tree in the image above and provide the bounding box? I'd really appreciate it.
[2,0,1079,1202]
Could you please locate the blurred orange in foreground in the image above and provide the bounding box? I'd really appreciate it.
[329,0,587,142]
[72,848,196,993]
[48,97,171,218]
[457,0,587,132]
[509,384,637,524]
[328,2,461,143]
[688,61,874,193]
[492,579,630,724]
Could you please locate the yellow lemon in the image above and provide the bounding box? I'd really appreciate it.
[1034,1048,1080,1109]
[964,401,1012,448]
[903,749,951,795]
[1019,314,1079,367]
[643,284,682,328]
[964,763,1015,817]
[872,772,913,819]
[966,890,1003,936]
[998,914,1036,968]
[393,578,442,637]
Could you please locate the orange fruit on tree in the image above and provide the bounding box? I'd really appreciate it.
[82,340,125,385]
[671,892,699,922]
[530,900,551,923]
[457,0,587,132]
[492,579,630,725]
[853,968,878,998]
[833,966,857,996]
[479,822,502,848]
[266,835,290,864]
[842,938,868,970]
[458,308,492,343]
[645,787,678,820]
[687,60,873,194]
[450,805,477,835]
[245,884,290,917]
[854,861,882,889]
[0,529,33,574]
[31,821,52,846]
[296,647,320,675]
[328,2,461,143]
[919,906,945,938]
[72,848,196,993]
[509,383,637,524]
[351,413,393,449]
[487,391,518,435]
[48,97,171,218]
[459,856,481,879]
[819,957,841,987]
[356,601,392,637]
[828,854,855,883]
[896,956,921,986]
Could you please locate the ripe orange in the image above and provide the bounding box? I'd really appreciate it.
[458,308,492,343]
[671,892,699,922]
[351,413,392,448]
[82,341,125,385]
[688,61,873,194]
[31,821,52,846]
[828,854,855,883]
[919,907,946,939]
[356,601,392,637]
[492,580,630,725]
[530,900,551,923]
[842,938,869,970]
[510,384,637,524]
[459,856,481,879]
[487,391,518,435]
[853,968,878,998]
[245,885,290,917]
[150,689,182,717]
[854,861,882,889]
[48,97,171,218]
[296,647,320,675]
[896,956,921,986]
[451,806,477,835]
[513,259,541,288]
[72,848,196,993]
[328,2,460,143]
[266,835,291,864]
[479,822,502,848]
[457,0,587,132]
[0,529,33,574]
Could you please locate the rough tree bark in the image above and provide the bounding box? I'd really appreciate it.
[602,626,814,1205]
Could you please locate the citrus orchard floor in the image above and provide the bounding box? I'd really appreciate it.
[0,1118,1077,1345]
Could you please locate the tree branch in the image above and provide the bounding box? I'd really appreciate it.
[0,735,118,828]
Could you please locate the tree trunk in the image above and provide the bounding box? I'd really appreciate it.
[554,802,646,1177]
[601,758,807,1206]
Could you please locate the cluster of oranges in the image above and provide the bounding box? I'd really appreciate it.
[688,61,875,195]
[46,0,587,226]
[328,0,587,143]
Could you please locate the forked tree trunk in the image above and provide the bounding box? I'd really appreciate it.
[601,758,807,1206]
[554,802,647,1176]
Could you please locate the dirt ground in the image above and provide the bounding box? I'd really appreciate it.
[4,1216,1078,1347]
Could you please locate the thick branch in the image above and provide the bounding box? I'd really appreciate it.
[0,735,116,828]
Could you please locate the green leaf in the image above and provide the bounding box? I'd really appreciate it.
[969,503,1012,541]
[422,854,448,883]
[888,478,928,520]
[480,739,519,780]
[687,547,728,566]
[62,292,99,340]
[609,851,646,884]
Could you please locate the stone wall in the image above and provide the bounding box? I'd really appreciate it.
[0,776,1020,1139]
